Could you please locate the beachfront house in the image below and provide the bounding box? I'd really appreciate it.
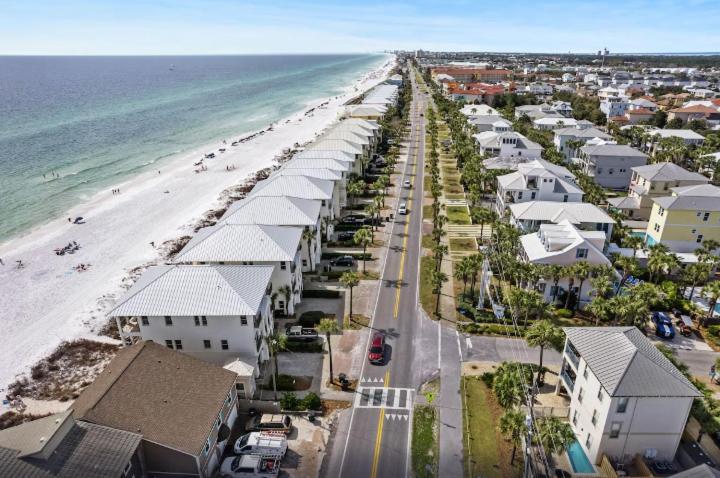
[474,131,543,159]
[308,139,366,175]
[519,220,613,308]
[220,195,323,272]
[293,149,358,176]
[318,129,372,160]
[110,264,274,369]
[330,119,381,151]
[0,409,143,478]
[645,184,720,252]
[553,125,612,160]
[607,162,709,220]
[577,144,649,190]
[495,159,584,214]
[345,104,387,121]
[557,327,700,468]
[508,201,614,240]
[281,156,351,207]
[173,225,303,313]
[72,341,241,478]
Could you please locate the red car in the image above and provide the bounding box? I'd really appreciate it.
[368,333,386,365]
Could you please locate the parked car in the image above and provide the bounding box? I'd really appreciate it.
[330,255,355,267]
[286,326,318,342]
[653,311,675,339]
[220,455,280,478]
[340,214,365,224]
[368,333,386,365]
[233,432,287,457]
[245,414,292,434]
[398,202,407,215]
[337,231,356,241]
[403,179,411,189]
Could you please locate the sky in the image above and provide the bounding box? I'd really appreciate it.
[1,0,719,55]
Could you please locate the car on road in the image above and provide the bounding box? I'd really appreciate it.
[653,311,675,339]
[398,202,407,215]
[330,255,355,267]
[368,333,386,365]
[403,179,411,189]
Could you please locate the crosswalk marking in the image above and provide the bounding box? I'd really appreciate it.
[354,387,414,410]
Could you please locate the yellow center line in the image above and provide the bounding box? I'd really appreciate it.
[369,371,390,478]
[393,147,419,319]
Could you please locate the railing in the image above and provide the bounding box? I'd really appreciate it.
[565,342,580,370]
[560,368,576,393]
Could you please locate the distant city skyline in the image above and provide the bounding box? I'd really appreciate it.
[2,0,719,55]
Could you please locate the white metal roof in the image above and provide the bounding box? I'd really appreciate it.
[284,157,350,172]
[293,149,355,164]
[307,139,363,156]
[108,264,273,317]
[221,196,320,227]
[250,175,334,201]
[509,201,613,224]
[175,224,302,263]
[273,167,342,182]
[563,327,700,397]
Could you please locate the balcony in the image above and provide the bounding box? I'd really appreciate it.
[564,342,581,370]
[560,367,576,393]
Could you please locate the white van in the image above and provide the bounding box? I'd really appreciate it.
[398,202,407,215]
[233,431,288,458]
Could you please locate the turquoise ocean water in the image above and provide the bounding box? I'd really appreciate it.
[0,54,387,241]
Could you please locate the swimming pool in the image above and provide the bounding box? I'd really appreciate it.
[567,440,595,474]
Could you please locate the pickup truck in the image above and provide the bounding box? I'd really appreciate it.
[220,455,280,478]
[286,326,318,342]
[233,431,287,458]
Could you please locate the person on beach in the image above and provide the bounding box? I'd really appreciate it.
[0,258,4,266]
[150,241,155,248]
[68,218,71,223]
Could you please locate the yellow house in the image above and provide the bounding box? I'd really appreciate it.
[645,184,720,253]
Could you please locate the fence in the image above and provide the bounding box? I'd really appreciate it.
[521,405,570,419]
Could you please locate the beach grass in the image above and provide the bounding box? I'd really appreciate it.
[446,206,471,225]
[411,405,439,477]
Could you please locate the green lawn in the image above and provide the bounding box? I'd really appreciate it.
[419,256,438,318]
[411,405,438,478]
[446,206,472,225]
[422,234,435,250]
[423,204,434,220]
[450,237,477,252]
[462,377,522,478]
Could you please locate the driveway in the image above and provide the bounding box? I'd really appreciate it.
[647,332,713,352]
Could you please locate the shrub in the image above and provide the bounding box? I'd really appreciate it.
[708,325,720,338]
[302,392,322,410]
[276,374,295,391]
[280,392,301,410]
[285,341,324,353]
[554,308,573,318]
[302,289,340,299]
[480,372,494,388]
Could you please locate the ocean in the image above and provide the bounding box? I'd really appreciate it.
[0,54,386,241]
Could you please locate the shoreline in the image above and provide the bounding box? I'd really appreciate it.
[0,55,395,393]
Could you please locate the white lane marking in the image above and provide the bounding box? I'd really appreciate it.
[437,319,442,371]
[455,330,463,360]
[466,337,473,349]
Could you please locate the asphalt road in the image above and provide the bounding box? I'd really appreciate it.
[323,70,430,478]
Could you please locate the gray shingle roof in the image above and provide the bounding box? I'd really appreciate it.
[631,162,708,182]
[0,413,141,478]
[72,341,237,457]
[672,184,720,197]
[563,327,700,397]
[221,196,321,227]
[653,195,720,212]
[108,264,273,317]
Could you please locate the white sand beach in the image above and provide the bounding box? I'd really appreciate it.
[0,56,395,393]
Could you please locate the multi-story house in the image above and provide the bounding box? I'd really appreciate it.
[533,117,578,131]
[250,174,338,223]
[600,95,630,118]
[220,195,323,269]
[519,220,612,307]
[509,201,614,240]
[72,341,243,478]
[467,114,512,133]
[474,131,543,160]
[577,143,649,190]
[557,327,700,467]
[495,159,584,214]
[648,128,705,147]
[554,125,612,160]
[645,184,720,252]
[281,156,351,208]
[608,162,709,220]
[111,264,275,367]
[174,224,304,313]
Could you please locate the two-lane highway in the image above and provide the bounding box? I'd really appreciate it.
[327,69,428,478]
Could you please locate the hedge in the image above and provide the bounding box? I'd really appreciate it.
[302,289,340,299]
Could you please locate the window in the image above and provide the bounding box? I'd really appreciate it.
[578,387,584,403]
[697,235,704,243]
[203,340,211,349]
[572,409,578,425]
[221,340,229,350]
[241,316,248,326]
[203,439,210,456]
[654,223,661,233]
[537,283,546,293]
[302,259,308,267]
[164,316,173,326]
[597,168,603,174]
[518,192,523,200]
[697,211,702,217]
[597,389,604,402]
[658,207,665,216]
[321,200,326,206]
[280,261,287,270]
[617,397,629,413]
[174,340,182,350]
[202,316,207,326]
[692,229,697,235]
[703,212,710,222]
[531,192,536,199]
[563,194,568,202]
[576,248,588,258]
[608,168,614,175]
[591,409,598,426]
[194,316,200,326]
[610,422,622,439]
[165,340,173,349]
[585,433,592,449]
[141,316,149,326]
[583,366,589,380]
[278,300,285,311]
[236,382,245,391]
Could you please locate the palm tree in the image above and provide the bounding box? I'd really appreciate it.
[696,239,720,266]
[432,242,448,273]
[279,285,292,316]
[347,179,364,208]
[471,207,497,244]
[564,276,576,310]
[535,416,576,454]
[499,409,526,466]
[702,281,720,325]
[302,228,316,271]
[586,296,614,326]
[340,271,360,318]
[431,269,448,316]
[622,235,645,258]
[353,227,373,273]
[647,244,680,283]
[454,258,473,298]
[572,262,593,311]
[492,362,529,409]
[543,264,565,305]
[317,318,341,384]
[364,202,379,235]
[565,139,585,159]
[683,262,712,300]
[525,320,564,386]
[615,255,639,292]
[266,333,288,400]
